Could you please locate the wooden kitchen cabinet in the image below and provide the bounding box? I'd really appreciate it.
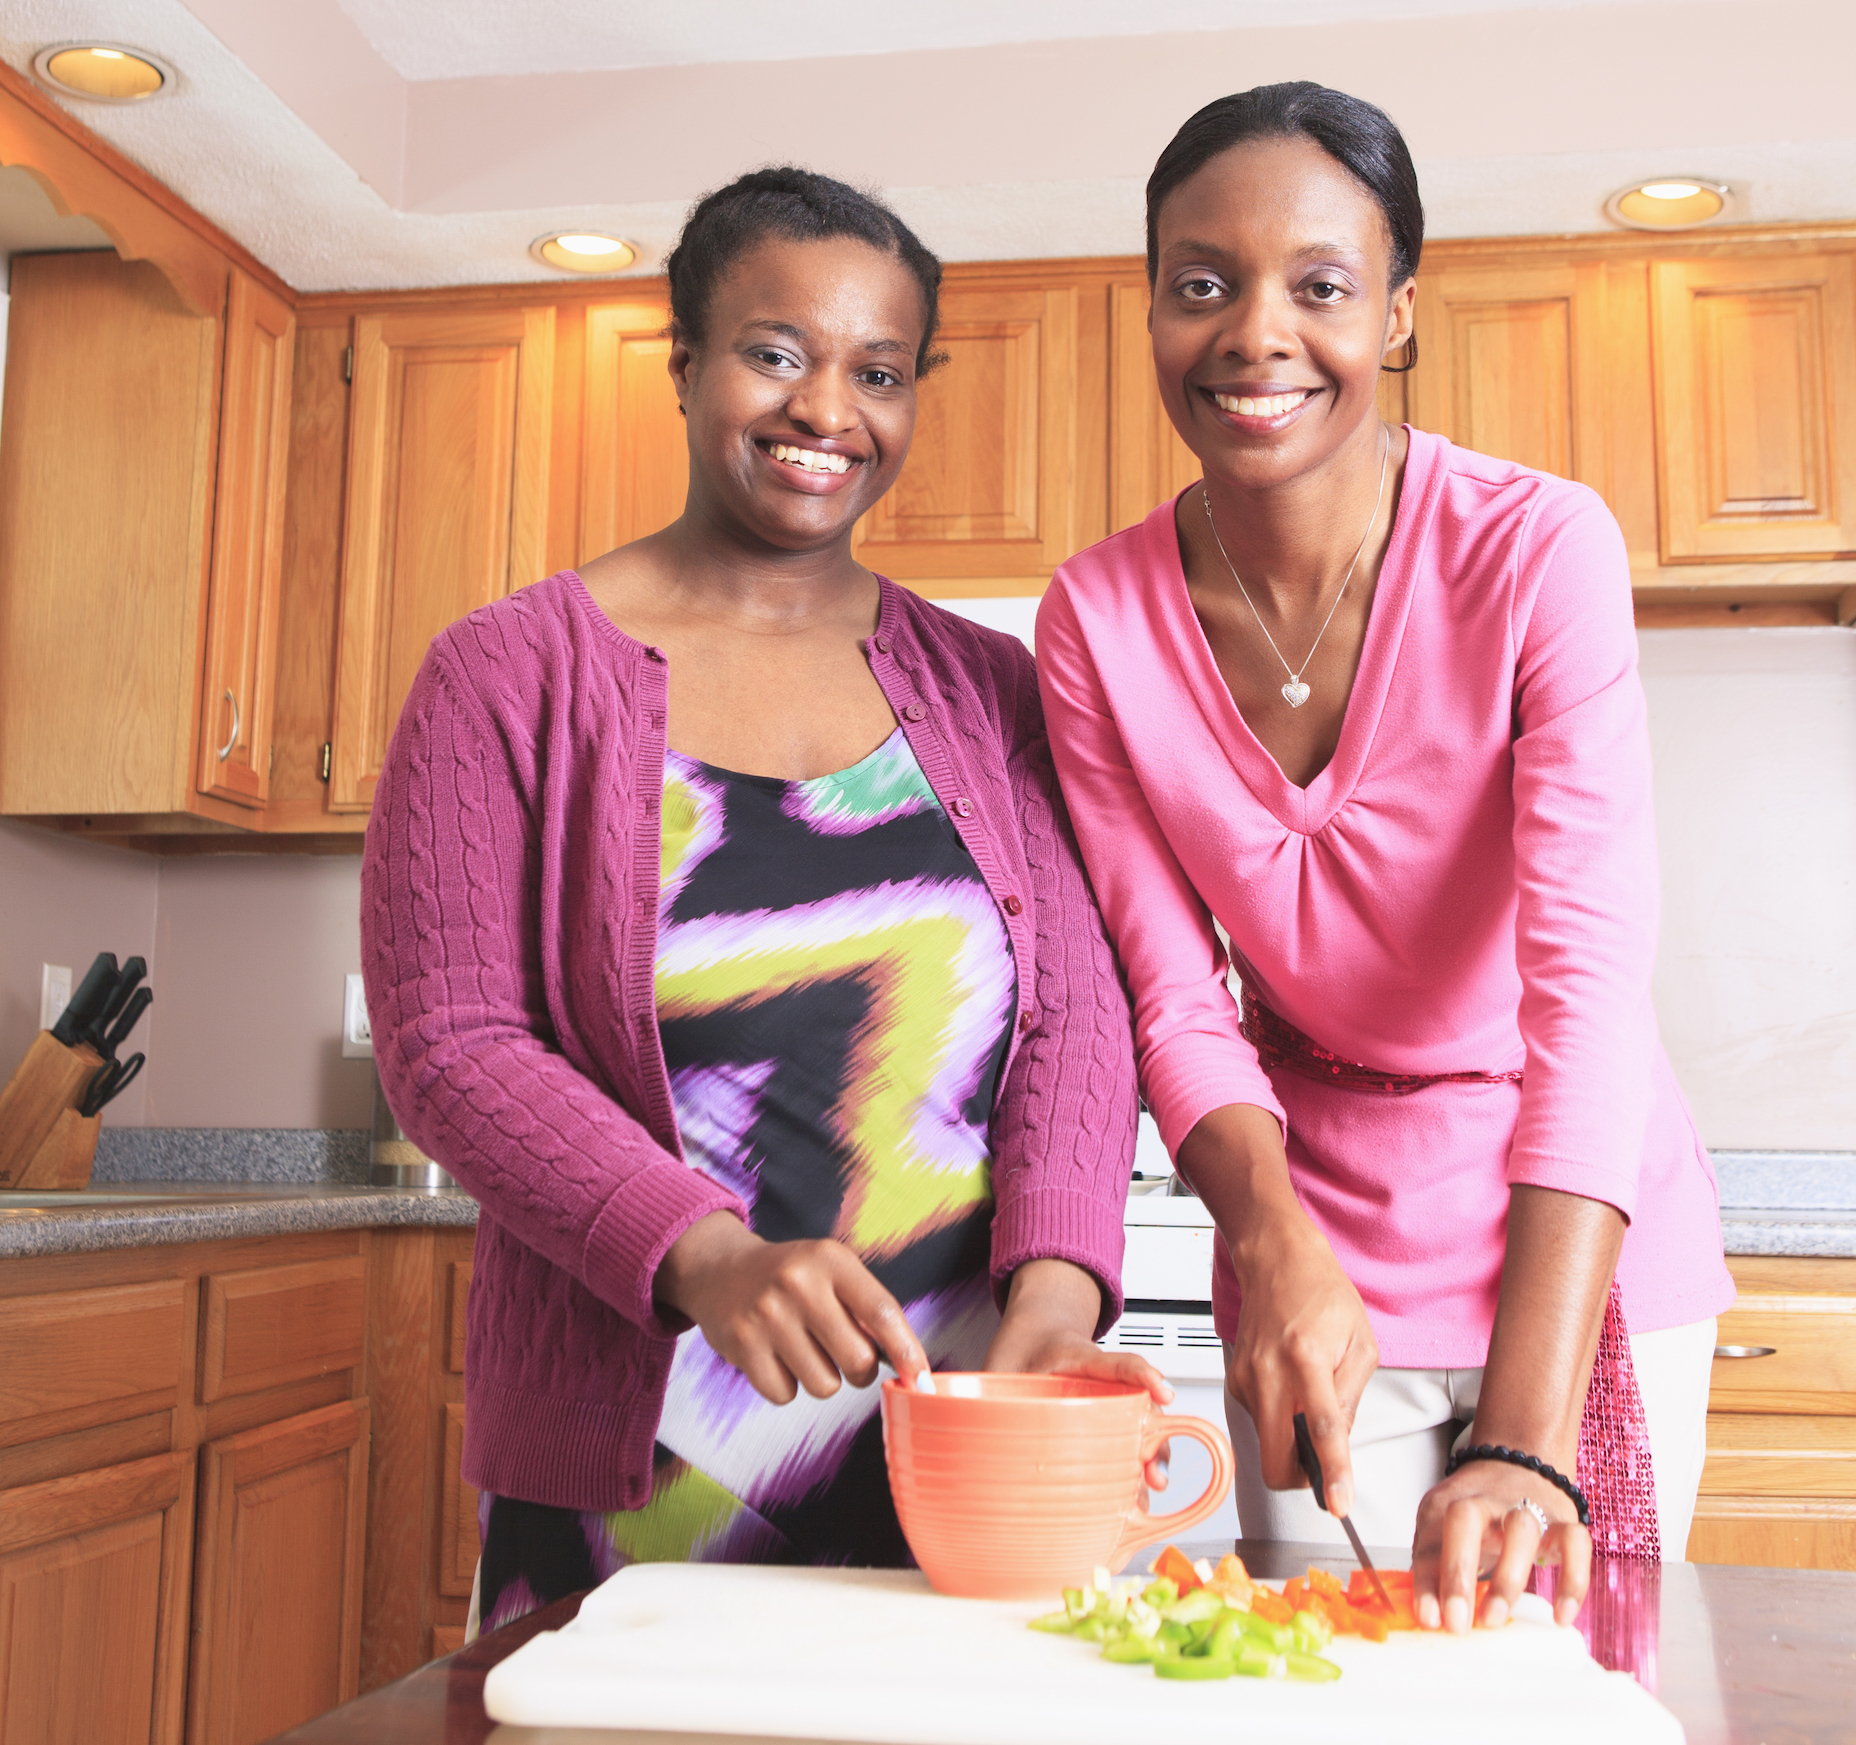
[854,280,1085,585]
[328,304,555,812]
[0,1452,195,1745]
[579,297,685,561]
[194,269,295,809]
[1689,1255,1856,1570]
[1651,253,1856,562]
[187,1401,369,1745]
[0,1230,375,1742]
[0,252,228,825]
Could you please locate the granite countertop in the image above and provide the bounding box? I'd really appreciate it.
[1713,1151,1856,1259]
[0,1181,478,1259]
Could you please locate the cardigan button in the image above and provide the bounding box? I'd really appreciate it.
[1002,894,1023,916]
[1018,1009,1034,1033]
[873,633,892,654]
[951,797,974,818]
[902,703,926,723]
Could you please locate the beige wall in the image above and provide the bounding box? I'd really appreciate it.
[0,822,159,1125]
[0,824,366,1129]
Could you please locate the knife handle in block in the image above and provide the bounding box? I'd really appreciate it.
[0,1032,105,1189]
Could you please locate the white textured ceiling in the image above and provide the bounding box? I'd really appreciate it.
[1,0,1853,294]
[333,0,1687,79]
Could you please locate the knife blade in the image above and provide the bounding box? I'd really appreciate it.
[51,953,118,1048]
[1293,1410,1392,1612]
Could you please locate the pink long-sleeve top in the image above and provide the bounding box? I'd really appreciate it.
[362,573,1137,1512]
[1037,429,1732,1367]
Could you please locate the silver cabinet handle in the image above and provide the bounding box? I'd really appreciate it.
[216,688,240,761]
[1714,1345,1777,1359]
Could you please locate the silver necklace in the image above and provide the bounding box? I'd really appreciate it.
[1201,429,1389,709]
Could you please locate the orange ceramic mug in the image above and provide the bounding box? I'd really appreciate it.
[881,1374,1235,1600]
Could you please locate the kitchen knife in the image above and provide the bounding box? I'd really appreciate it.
[50,953,117,1048]
[1293,1410,1393,1612]
[101,986,153,1059]
[89,956,146,1051]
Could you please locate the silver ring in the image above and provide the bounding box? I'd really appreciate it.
[1508,1497,1551,1538]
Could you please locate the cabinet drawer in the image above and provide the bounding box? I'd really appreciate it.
[0,1281,185,1428]
[1701,1413,1856,1498]
[200,1257,365,1404]
[1709,1292,1856,1414]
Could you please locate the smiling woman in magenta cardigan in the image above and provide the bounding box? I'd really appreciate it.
[361,169,1157,1632]
[1037,85,1732,1633]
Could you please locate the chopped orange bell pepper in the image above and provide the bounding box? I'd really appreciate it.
[1206,1553,1253,1608]
[1152,1545,1203,1594]
[1248,1588,1294,1625]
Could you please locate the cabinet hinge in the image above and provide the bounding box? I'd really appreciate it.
[269,743,276,777]
[319,742,332,783]
[342,345,354,383]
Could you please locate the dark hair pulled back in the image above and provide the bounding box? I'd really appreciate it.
[665,166,944,376]
[1145,83,1423,370]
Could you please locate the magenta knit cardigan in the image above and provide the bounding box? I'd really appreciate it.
[360,572,1137,1512]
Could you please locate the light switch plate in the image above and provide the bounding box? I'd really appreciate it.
[39,963,72,1032]
[342,973,373,1059]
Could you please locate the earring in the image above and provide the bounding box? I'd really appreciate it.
[1380,334,1418,374]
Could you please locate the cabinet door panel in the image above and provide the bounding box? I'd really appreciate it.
[195,270,293,806]
[0,1451,193,1745]
[1109,282,1201,534]
[0,254,219,816]
[580,302,685,560]
[1409,263,1606,485]
[330,307,553,811]
[855,285,1078,581]
[1652,254,1856,560]
[188,1399,369,1745]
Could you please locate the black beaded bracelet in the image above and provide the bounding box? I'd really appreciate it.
[1445,1443,1591,1528]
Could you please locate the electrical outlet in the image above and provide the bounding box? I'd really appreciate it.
[39,963,72,1032]
[342,973,373,1059]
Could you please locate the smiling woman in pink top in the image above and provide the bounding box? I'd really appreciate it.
[1037,84,1732,1631]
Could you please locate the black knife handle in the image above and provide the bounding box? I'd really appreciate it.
[1292,1411,1329,1512]
[91,956,147,1043]
[52,953,118,1047]
[103,986,153,1058]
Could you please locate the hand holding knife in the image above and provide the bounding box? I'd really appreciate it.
[1294,1410,1393,1612]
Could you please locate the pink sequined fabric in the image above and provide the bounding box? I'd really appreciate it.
[1579,1278,1662,1560]
[1240,988,1524,1095]
[1240,990,1662,1559]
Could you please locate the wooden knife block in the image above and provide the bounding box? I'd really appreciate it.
[0,1031,105,1190]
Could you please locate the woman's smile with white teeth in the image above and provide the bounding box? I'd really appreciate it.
[766,442,856,473]
[1212,389,1314,418]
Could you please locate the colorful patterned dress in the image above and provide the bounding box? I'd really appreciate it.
[475,728,1017,1630]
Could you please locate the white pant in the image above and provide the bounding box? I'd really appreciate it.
[1223,1317,1717,1560]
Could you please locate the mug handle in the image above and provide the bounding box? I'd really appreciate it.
[1110,1412,1235,1567]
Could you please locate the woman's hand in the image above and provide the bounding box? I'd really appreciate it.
[1176,1103,1378,1518]
[1412,1461,1590,1631]
[985,1258,1173,1485]
[1223,1215,1379,1515]
[654,1211,927,1404]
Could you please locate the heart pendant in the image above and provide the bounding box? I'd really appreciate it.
[1281,681,1311,708]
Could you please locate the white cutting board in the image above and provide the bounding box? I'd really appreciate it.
[482,1564,1683,1744]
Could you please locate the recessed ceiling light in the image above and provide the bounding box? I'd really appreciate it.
[1605,178,1730,231]
[531,232,637,274]
[33,43,173,103]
